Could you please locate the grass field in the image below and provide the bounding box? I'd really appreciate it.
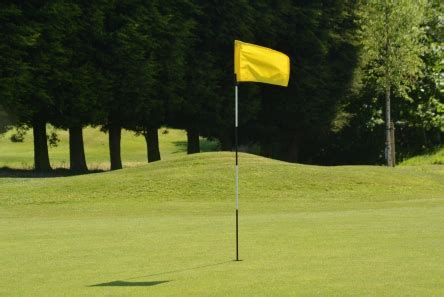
[1,151,444,296]
[0,126,219,170]
[401,147,444,166]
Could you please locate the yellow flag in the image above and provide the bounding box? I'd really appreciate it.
[234,40,290,87]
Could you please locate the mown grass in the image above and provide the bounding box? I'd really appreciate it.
[0,126,219,170]
[1,153,443,296]
[400,146,444,166]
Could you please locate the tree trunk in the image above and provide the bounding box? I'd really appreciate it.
[385,84,393,167]
[109,124,122,170]
[69,126,88,171]
[285,134,300,163]
[144,128,161,162]
[390,122,396,165]
[32,119,52,172]
[186,128,200,154]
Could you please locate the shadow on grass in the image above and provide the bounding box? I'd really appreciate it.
[172,138,220,154]
[89,260,231,288]
[0,167,103,178]
[125,260,232,280]
[172,140,187,153]
[90,280,169,287]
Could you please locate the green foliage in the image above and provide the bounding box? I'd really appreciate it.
[99,0,161,130]
[405,0,444,132]
[98,0,197,135]
[250,0,359,162]
[0,0,442,167]
[0,107,15,134]
[9,125,28,143]
[358,0,427,97]
[315,0,443,165]
[49,1,104,129]
[178,0,256,142]
[0,2,35,120]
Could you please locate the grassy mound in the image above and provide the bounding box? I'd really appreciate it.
[1,153,443,296]
[1,152,443,206]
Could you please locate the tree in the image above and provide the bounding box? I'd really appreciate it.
[250,0,359,162]
[98,0,163,165]
[166,1,206,154]
[358,0,427,166]
[49,1,105,172]
[123,0,196,162]
[183,0,255,152]
[403,0,444,149]
[0,1,56,171]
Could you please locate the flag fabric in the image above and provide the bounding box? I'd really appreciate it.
[234,40,290,87]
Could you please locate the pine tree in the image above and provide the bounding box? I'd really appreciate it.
[0,1,70,171]
[251,0,359,162]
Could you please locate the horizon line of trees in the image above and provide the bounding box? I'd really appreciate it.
[1,0,443,172]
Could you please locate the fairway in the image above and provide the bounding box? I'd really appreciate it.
[1,153,443,296]
[2,1,443,296]
[0,126,219,170]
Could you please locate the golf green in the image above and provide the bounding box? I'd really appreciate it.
[1,153,443,296]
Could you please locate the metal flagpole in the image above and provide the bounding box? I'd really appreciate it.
[235,83,239,261]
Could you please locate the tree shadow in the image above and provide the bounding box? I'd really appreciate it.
[90,280,169,287]
[0,167,103,178]
[172,141,187,153]
[172,138,220,154]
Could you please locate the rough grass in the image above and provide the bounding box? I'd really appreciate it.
[1,153,443,296]
[0,126,219,170]
[400,147,444,166]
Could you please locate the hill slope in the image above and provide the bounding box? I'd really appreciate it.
[401,146,444,165]
[1,152,443,207]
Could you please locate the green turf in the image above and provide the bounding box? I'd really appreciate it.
[1,153,443,296]
[400,147,444,166]
[0,126,219,169]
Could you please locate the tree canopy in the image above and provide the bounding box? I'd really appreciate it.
[0,0,442,171]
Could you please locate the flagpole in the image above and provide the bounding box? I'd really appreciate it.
[235,83,239,261]
[233,40,289,262]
